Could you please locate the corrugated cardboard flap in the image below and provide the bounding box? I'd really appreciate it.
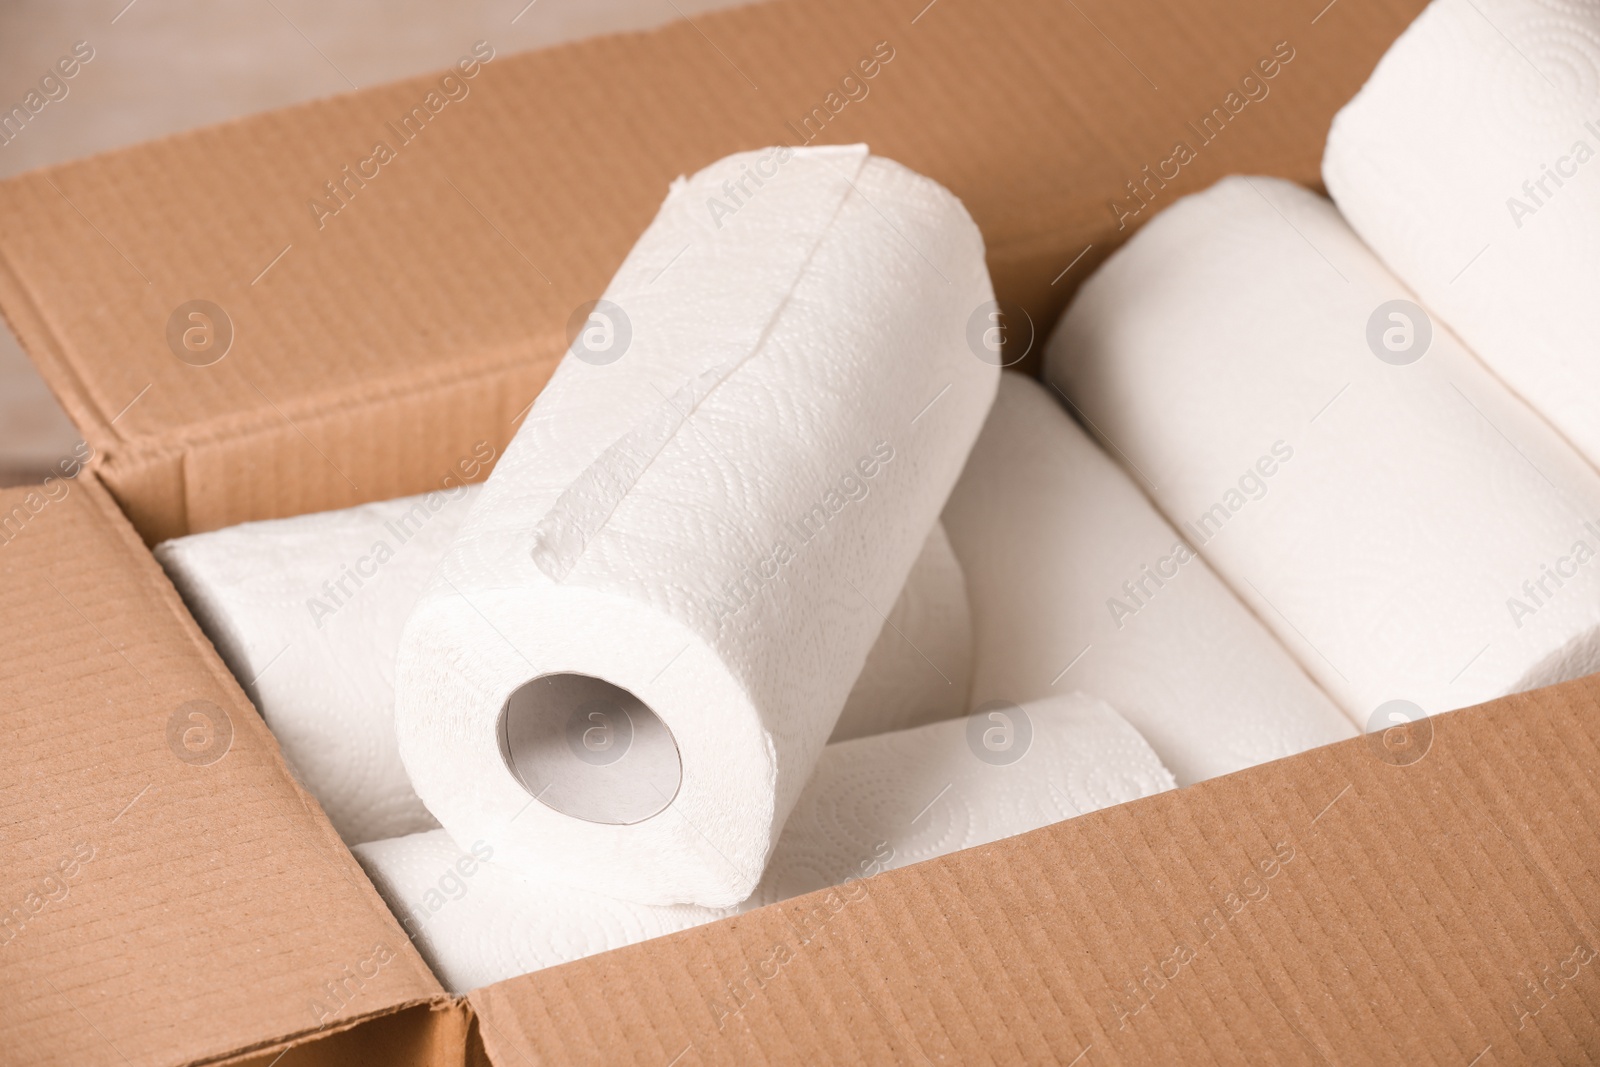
[470,677,1600,1065]
[0,0,1426,542]
[0,477,444,1067]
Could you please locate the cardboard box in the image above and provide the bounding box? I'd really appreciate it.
[3,0,1596,1061]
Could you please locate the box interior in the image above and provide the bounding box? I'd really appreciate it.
[9,0,1596,1062]
[0,0,1424,543]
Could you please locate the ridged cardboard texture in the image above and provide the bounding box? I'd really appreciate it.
[0,0,1427,543]
[470,678,1600,1064]
[0,477,442,1066]
[8,0,1591,1063]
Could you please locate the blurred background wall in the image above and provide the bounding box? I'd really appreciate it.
[0,0,749,485]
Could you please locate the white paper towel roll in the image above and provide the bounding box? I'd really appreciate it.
[830,520,972,742]
[1046,176,1600,724]
[156,480,970,843]
[397,145,998,907]
[155,486,483,843]
[943,373,1355,784]
[356,692,1174,993]
[1324,0,1600,471]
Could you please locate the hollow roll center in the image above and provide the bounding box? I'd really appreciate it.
[497,673,682,825]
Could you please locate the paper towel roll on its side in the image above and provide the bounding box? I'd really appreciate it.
[830,520,971,742]
[356,693,1174,993]
[745,691,1174,908]
[155,485,483,843]
[944,373,1355,784]
[157,478,970,843]
[397,146,998,907]
[1324,0,1600,470]
[354,830,723,994]
[1046,176,1600,723]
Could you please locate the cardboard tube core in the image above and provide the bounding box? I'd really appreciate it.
[498,673,682,825]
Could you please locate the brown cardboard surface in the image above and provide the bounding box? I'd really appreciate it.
[0,0,1426,543]
[218,1002,471,1067]
[470,677,1600,1065]
[14,0,1599,1064]
[0,477,443,1066]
